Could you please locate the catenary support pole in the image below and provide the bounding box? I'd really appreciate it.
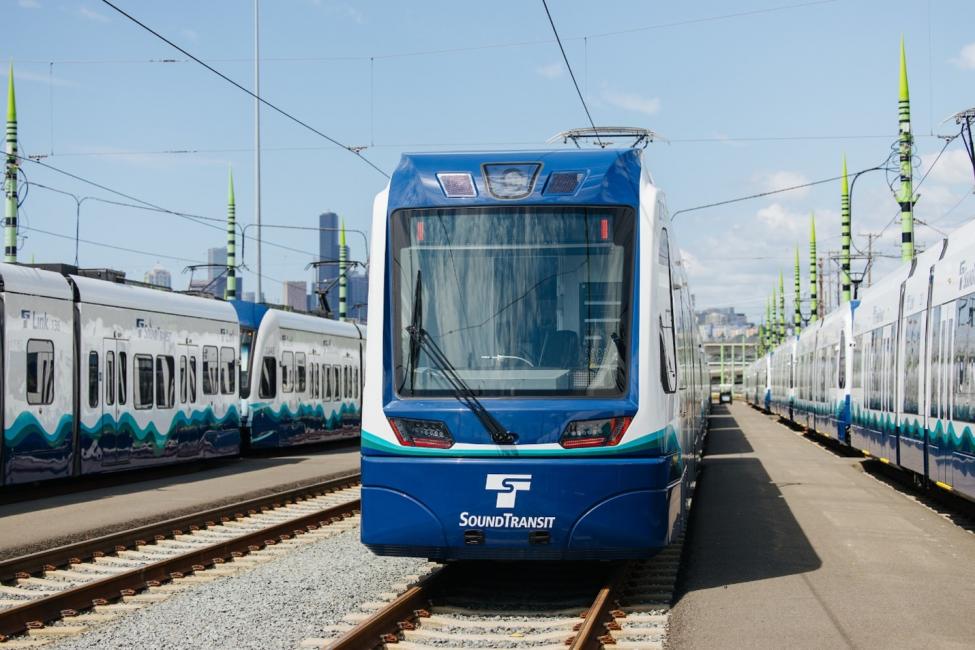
[4,64,18,264]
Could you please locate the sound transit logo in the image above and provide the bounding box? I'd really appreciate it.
[456,474,555,530]
[484,473,532,508]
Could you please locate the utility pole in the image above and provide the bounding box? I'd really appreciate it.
[898,37,916,263]
[860,231,878,287]
[818,256,825,319]
[254,0,263,301]
[5,64,18,264]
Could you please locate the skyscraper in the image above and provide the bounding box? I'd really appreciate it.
[207,247,227,298]
[144,263,172,289]
[317,212,339,313]
[283,281,307,311]
[348,270,368,322]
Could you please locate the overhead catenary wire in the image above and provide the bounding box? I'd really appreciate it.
[26,0,837,66]
[540,0,602,147]
[671,160,896,221]
[98,0,389,179]
[18,157,321,260]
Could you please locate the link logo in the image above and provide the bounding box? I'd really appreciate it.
[485,474,532,509]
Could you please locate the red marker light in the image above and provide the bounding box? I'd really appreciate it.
[600,218,609,240]
[417,221,425,242]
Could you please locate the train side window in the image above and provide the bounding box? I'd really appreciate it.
[282,351,294,393]
[26,339,55,405]
[657,229,678,393]
[118,351,128,405]
[220,347,236,395]
[355,367,360,399]
[954,295,975,421]
[325,364,332,400]
[88,351,99,408]
[156,355,175,408]
[930,306,942,418]
[296,353,307,393]
[904,315,921,415]
[333,366,340,400]
[106,351,116,406]
[259,357,277,399]
[838,331,846,389]
[135,354,154,410]
[202,346,218,395]
[180,355,188,404]
[188,356,198,403]
[314,364,320,398]
[852,335,863,390]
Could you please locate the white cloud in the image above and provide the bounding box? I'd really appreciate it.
[601,90,661,116]
[1,69,78,88]
[951,43,975,70]
[753,170,811,200]
[918,148,974,187]
[311,1,364,23]
[18,0,41,9]
[78,5,110,22]
[535,63,564,79]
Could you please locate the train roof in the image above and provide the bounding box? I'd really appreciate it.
[229,300,271,330]
[0,263,73,300]
[70,274,238,323]
[263,308,364,339]
[388,148,644,210]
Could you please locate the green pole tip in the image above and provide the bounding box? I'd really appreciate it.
[810,212,816,240]
[6,63,15,123]
[227,167,235,205]
[340,219,347,246]
[899,37,910,102]
[841,155,849,195]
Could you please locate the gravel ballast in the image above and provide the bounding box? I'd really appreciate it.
[46,527,430,650]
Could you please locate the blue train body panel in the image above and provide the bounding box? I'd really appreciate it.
[362,455,681,560]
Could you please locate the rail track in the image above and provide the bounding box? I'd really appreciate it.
[0,473,361,644]
[320,533,684,650]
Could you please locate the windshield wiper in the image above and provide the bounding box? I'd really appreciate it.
[406,325,516,445]
[401,270,514,444]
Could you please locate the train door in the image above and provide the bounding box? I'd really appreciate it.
[177,345,199,457]
[101,338,131,467]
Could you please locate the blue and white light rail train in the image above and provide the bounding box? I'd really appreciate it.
[0,263,363,486]
[360,146,709,560]
[746,218,975,502]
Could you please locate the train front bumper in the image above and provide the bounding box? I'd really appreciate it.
[360,454,682,560]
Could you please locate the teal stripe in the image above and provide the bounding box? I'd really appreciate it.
[361,425,678,458]
[4,406,239,451]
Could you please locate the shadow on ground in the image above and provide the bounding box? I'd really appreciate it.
[676,405,820,596]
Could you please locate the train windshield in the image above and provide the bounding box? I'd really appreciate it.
[392,206,634,397]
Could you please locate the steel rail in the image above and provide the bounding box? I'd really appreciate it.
[0,489,360,640]
[328,567,447,650]
[0,472,360,584]
[568,563,630,650]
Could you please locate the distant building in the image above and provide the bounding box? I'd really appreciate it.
[207,247,227,298]
[317,212,340,311]
[144,263,172,289]
[283,281,307,312]
[243,291,256,303]
[696,306,755,341]
[348,270,368,322]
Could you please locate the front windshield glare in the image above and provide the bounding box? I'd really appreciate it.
[392,206,634,397]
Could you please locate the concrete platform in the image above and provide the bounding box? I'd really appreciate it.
[669,403,975,649]
[0,444,359,559]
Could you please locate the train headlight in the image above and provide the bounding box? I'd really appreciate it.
[483,163,541,199]
[388,417,454,449]
[559,416,632,449]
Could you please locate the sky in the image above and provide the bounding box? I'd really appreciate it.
[4,0,975,323]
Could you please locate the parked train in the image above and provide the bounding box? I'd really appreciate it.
[746,218,975,502]
[360,146,710,560]
[0,263,364,486]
